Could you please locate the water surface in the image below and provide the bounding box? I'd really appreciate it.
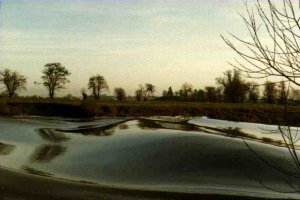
[0,117,300,199]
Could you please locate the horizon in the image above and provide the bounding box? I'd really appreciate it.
[0,0,266,97]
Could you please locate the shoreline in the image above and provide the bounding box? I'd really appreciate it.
[0,99,300,126]
[0,166,291,200]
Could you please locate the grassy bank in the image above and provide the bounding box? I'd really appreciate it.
[0,98,299,126]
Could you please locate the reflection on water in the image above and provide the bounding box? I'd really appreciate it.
[30,144,67,163]
[137,119,162,130]
[77,127,115,136]
[0,142,15,155]
[189,118,300,148]
[62,118,95,123]
[1,117,300,199]
[138,119,289,148]
[55,119,127,136]
[137,119,196,131]
[202,126,259,140]
[21,165,53,177]
[33,128,68,163]
[155,121,196,131]
[118,123,129,130]
[190,118,300,144]
[61,118,300,149]
[37,128,69,143]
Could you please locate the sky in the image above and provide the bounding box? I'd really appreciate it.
[0,0,252,97]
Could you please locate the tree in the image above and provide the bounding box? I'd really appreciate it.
[291,88,300,102]
[0,69,27,98]
[248,82,260,103]
[135,83,155,101]
[216,87,223,102]
[205,86,218,103]
[81,88,87,100]
[167,86,173,97]
[222,0,300,87]
[278,81,289,104]
[162,90,168,99]
[41,63,70,99]
[216,69,249,103]
[179,83,193,100]
[88,75,108,100]
[135,84,145,102]
[114,87,126,101]
[197,89,207,102]
[162,86,174,101]
[64,93,73,100]
[222,0,300,190]
[191,89,199,101]
[145,83,156,101]
[263,81,277,104]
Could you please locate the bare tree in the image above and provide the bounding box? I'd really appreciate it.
[114,87,126,101]
[162,86,174,100]
[222,0,300,86]
[278,81,290,104]
[222,1,300,192]
[248,82,260,103]
[134,83,156,101]
[0,69,27,98]
[197,89,207,102]
[145,83,156,101]
[291,88,300,101]
[179,83,193,100]
[216,69,250,103]
[81,88,87,100]
[41,63,71,99]
[167,86,174,97]
[263,81,277,104]
[205,86,218,102]
[88,75,108,100]
[135,84,145,102]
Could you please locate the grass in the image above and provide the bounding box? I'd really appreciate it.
[0,97,300,126]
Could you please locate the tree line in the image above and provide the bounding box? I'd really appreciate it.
[160,69,300,104]
[0,63,109,100]
[0,64,299,104]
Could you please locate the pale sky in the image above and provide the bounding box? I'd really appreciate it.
[0,0,252,97]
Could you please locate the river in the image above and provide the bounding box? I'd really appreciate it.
[0,116,299,199]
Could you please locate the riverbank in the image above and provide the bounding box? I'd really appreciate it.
[0,98,299,126]
[0,166,286,200]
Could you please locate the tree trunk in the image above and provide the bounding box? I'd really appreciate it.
[97,88,100,100]
[8,92,13,98]
[49,87,54,99]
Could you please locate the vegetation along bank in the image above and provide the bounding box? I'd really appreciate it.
[0,99,299,126]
